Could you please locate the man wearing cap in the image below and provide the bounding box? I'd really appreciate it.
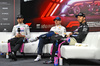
[66,12,89,43]
[34,17,66,61]
[44,12,89,64]
[8,14,30,61]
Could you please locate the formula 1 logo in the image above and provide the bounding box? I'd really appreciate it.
[25,23,32,26]
[66,21,79,28]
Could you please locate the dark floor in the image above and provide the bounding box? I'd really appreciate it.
[0,53,100,66]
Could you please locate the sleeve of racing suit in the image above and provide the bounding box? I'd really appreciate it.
[25,25,30,39]
[75,25,89,40]
[79,25,89,39]
[62,27,66,37]
[50,27,54,31]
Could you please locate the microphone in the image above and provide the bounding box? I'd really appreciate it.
[17,28,20,34]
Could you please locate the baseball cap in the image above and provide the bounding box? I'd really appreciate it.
[75,12,85,18]
[16,14,24,19]
[53,17,61,21]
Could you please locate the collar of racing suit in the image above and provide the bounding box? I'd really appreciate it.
[80,22,87,26]
[18,23,24,26]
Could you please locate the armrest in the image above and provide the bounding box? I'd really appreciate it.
[75,43,88,47]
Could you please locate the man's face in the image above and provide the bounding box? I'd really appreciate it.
[77,16,85,23]
[17,18,24,24]
[54,20,61,25]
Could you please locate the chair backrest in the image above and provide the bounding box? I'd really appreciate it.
[0,32,47,43]
[0,32,12,42]
[90,32,100,48]
[30,32,47,39]
[82,32,100,48]
[82,32,94,46]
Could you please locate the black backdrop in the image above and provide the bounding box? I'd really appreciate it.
[0,0,20,32]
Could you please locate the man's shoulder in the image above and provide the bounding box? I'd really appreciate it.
[51,26,56,28]
[51,25,66,29]
[83,24,89,28]
[13,24,18,28]
[23,24,29,27]
[61,25,65,28]
[13,24,29,28]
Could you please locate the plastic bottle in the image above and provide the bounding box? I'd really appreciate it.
[54,53,58,66]
[59,57,63,66]
[6,53,9,59]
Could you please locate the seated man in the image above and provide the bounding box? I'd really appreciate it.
[8,15,30,61]
[67,12,89,43]
[44,12,89,64]
[33,17,66,62]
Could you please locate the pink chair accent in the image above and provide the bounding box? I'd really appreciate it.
[50,44,53,55]
[20,43,24,53]
[8,43,11,52]
[8,43,24,53]
[50,37,70,58]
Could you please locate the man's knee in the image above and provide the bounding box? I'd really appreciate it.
[8,39,11,43]
[20,37,24,40]
[18,38,24,42]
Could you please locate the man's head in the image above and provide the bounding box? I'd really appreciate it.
[16,14,24,24]
[75,12,86,23]
[53,17,61,26]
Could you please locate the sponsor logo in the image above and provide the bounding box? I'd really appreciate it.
[87,21,100,27]
[41,24,54,28]
[36,24,40,28]
[66,21,79,28]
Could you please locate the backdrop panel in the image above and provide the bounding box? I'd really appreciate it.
[0,0,20,32]
[22,0,100,32]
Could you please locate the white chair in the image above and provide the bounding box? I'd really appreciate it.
[61,32,100,60]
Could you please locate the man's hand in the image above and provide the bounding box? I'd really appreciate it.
[66,35,70,37]
[66,32,73,37]
[74,32,79,34]
[15,33,25,38]
[55,32,59,34]
[15,33,20,38]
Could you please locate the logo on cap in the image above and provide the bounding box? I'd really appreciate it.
[53,17,61,21]
[16,14,23,19]
[75,12,85,18]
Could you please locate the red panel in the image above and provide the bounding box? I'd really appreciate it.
[69,24,79,27]
[41,2,53,18]
[56,0,59,2]
[52,0,55,1]
[46,3,57,17]
[60,0,63,3]
[50,4,60,16]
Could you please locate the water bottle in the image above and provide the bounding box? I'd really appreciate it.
[54,53,58,66]
[59,57,63,66]
[6,53,9,59]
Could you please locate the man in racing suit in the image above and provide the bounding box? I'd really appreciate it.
[34,17,66,61]
[8,15,30,61]
[67,12,89,43]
